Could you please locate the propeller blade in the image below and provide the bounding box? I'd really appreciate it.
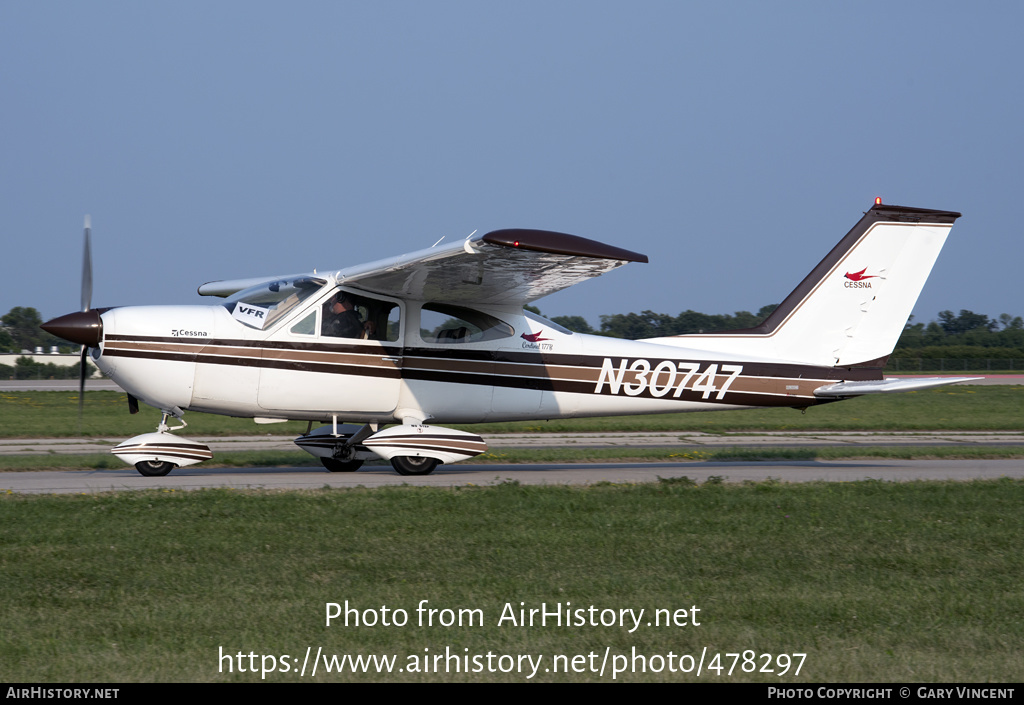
[78,345,88,430]
[81,215,93,312]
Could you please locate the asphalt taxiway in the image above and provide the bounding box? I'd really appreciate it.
[3,430,1024,461]
[2,458,1022,494]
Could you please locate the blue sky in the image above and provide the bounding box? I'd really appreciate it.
[3,2,1021,329]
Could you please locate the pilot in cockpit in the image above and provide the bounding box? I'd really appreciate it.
[323,293,376,339]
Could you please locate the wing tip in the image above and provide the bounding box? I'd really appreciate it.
[482,229,648,263]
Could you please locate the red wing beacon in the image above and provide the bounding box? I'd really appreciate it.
[43,202,974,476]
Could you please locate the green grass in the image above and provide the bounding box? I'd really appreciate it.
[4,386,1021,683]
[1,386,1022,438]
[466,386,1024,434]
[0,391,313,438]
[2,480,1023,682]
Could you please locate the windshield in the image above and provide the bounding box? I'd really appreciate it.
[224,276,328,330]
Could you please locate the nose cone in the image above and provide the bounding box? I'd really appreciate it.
[41,310,104,347]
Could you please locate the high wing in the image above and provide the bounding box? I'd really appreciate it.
[198,229,647,304]
[197,274,313,298]
[336,229,647,305]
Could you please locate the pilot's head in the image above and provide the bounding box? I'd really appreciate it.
[331,293,354,313]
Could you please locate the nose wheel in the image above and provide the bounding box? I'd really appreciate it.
[135,460,176,477]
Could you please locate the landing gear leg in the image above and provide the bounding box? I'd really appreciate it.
[157,413,187,433]
[321,422,376,473]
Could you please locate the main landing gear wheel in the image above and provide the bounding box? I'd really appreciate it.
[135,460,176,477]
[320,458,364,473]
[390,456,439,476]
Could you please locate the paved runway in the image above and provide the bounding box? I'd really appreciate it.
[3,430,1023,457]
[0,379,123,391]
[2,458,1022,494]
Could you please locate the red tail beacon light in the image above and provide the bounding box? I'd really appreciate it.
[875,197,882,205]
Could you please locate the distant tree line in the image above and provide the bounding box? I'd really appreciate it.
[543,305,780,339]
[0,357,85,380]
[0,307,73,354]
[890,310,1024,362]
[0,307,83,380]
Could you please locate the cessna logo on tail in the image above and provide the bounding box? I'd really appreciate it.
[844,267,878,288]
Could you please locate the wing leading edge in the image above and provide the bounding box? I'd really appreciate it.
[197,229,646,303]
[335,228,648,305]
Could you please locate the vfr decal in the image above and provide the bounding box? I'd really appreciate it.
[594,359,743,399]
[232,302,270,329]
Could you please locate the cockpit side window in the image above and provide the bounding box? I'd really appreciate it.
[321,290,401,342]
[290,310,317,336]
[419,303,514,344]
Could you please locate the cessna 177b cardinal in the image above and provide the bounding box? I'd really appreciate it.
[42,202,975,477]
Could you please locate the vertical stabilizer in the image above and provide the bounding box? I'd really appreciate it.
[647,204,961,367]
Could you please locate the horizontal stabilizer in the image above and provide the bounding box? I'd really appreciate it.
[814,376,981,398]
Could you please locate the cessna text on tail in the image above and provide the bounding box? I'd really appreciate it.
[42,202,975,476]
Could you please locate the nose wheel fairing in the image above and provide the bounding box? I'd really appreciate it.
[111,432,213,472]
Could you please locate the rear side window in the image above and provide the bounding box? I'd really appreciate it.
[420,303,513,344]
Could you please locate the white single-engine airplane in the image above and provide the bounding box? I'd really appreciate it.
[43,202,975,477]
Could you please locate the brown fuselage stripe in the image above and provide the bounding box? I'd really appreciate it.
[104,347,403,380]
[105,341,400,370]
[102,339,880,407]
[105,335,881,379]
[105,334,402,355]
